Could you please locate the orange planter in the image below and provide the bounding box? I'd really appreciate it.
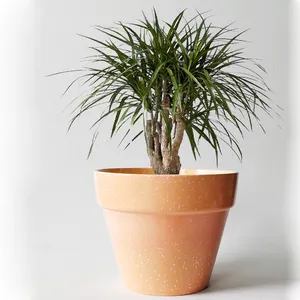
[94,168,238,296]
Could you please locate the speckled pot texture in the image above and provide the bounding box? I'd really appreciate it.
[94,168,238,296]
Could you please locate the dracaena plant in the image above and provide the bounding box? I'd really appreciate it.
[52,9,275,175]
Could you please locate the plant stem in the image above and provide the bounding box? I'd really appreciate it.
[146,80,183,174]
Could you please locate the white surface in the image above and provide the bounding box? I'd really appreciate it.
[42,279,287,300]
[1,0,299,299]
[287,0,300,283]
[0,1,36,299]
[39,255,289,299]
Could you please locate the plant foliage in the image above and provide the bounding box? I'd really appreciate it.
[51,9,276,168]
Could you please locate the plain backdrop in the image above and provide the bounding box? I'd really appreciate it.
[1,0,299,299]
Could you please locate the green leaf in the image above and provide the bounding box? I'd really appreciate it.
[181,67,205,91]
[87,131,99,159]
[184,122,199,159]
[111,96,128,137]
[124,130,143,149]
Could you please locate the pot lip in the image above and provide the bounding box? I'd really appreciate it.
[94,167,238,177]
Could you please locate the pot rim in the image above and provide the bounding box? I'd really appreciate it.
[95,168,238,213]
[95,167,238,177]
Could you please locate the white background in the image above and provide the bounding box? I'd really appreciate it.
[0,0,299,299]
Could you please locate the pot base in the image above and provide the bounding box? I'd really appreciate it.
[104,209,228,296]
[126,282,209,296]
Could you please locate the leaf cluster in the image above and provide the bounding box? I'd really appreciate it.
[52,9,276,161]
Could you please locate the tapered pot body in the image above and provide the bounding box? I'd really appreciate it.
[94,168,238,296]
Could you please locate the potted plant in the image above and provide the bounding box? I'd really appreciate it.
[52,9,276,296]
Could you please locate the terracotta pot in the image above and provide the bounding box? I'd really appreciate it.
[94,168,238,296]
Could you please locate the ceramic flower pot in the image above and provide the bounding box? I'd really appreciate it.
[94,168,238,296]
